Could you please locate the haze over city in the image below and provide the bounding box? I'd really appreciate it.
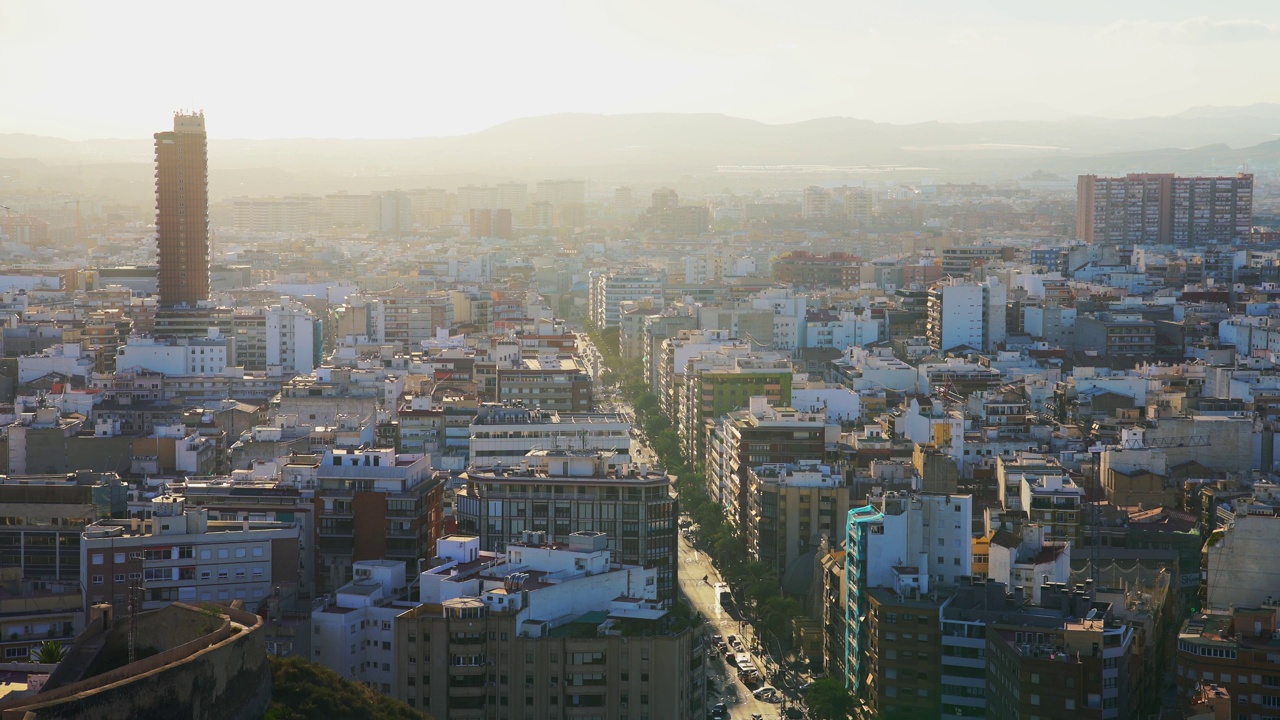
[2,3,1280,720]
[4,1,1280,139]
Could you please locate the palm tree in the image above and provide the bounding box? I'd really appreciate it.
[30,640,67,664]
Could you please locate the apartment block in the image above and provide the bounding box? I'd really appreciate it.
[154,112,209,307]
[0,471,126,662]
[676,348,793,465]
[926,277,1007,352]
[285,447,444,593]
[81,495,300,614]
[704,396,828,517]
[842,492,973,696]
[588,270,665,329]
[494,357,594,413]
[745,462,852,578]
[395,532,703,719]
[1077,173,1253,246]
[116,332,231,376]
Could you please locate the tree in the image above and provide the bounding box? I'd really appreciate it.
[758,595,803,641]
[266,656,431,720]
[30,640,67,664]
[805,678,856,720]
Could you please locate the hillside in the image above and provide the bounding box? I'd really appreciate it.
[3,105,1279,194]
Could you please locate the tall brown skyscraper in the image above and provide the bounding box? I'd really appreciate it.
[154,112,209,307]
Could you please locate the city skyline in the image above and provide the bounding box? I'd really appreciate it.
[2,1,1280,140]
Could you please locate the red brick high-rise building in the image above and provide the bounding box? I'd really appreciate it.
[154,112,209,307]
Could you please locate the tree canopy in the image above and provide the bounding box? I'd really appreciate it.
[265,656,431,720]
[805,678,856,720]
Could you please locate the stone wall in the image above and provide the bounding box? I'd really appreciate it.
[0,603,270,720]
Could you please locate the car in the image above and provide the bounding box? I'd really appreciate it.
[753,685,782,703]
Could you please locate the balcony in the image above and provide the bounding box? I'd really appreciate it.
[447,683,486,697]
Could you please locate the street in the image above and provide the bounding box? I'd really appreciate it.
[678,527,785,720]
[623,396,798,720]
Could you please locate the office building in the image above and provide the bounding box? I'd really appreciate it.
[154,112,210,307]
[456,450,678,602]
[1076,173,1253,246]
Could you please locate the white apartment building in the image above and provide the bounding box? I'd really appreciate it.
[985,524,1072,605]
[17,342,95,383]
[588,270,664,328]
[926,277,1007,352]
[233,303,318,374]
[801,311,879,350]
[311,559,414,691]
[116,332,230,376]
[312,532,660,696]
[81,495,301,613]
[654,328,743,413]
[831,346,918,394]
[265,304,317,373]
[468,404,631,469]
[231,196,314,233]
[857,491,975,593]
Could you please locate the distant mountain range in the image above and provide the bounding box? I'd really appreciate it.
[1,106,1277,198]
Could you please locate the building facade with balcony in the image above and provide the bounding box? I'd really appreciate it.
[285,447,443,593]
[394,532,704,720]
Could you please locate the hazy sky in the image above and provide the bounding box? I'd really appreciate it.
[3,0,1279,139]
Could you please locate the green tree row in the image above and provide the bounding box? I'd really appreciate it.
[589,323,857,719]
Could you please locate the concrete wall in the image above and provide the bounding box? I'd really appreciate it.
[1207,515,1280,609]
